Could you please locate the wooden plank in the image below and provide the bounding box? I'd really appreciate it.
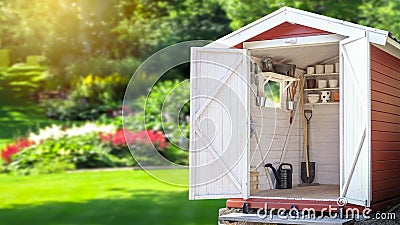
[246,22,331,42]
[371,121,400,133]
[371,101,400,116]
[372,160,400,171]
[370,60,400,82]
[371,71,400,91]
[372,177,400,192]
[371,196,400,211]
[371,45,400,73]
[219,213,353,225]
[226,198,365,212]
[371,141,400,151]
[372,169,400,182]
[371,91,400,110]
[371,80,400,98]
[371,110,400,124]
[372,186,400,203]
[372,130,400,141]
[372,151,400,161]
[234,22,330,48]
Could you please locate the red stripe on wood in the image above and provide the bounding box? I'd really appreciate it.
[371,71,400,92]
[372,160,400,171]
[247,22,331,42]
[371,60,400,82]
[233,43,243,49]
[371,121,400,133]
[372,130,400,141]
[371,45,400,73]
[371,196,400,211]
[233,22,331,49]
[371,141,400,151]
[371,91,400,109]
[372,186,400,203]
[372,111,400,124]
[371,101,400,121]
[372,169,400,182]
[371,151,400,161]
[372,178,400,192]
[371,81,400,99]
[226,198,364,212]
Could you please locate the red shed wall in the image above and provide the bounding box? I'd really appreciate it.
[370,45,400,210]
[233,22,331,48]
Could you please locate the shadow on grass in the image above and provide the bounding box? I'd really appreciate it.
[0,189,225,225]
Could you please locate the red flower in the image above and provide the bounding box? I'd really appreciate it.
[99,132,113,143]
[1,139,34,163]
[99,129,168,149]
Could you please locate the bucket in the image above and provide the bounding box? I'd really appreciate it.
[256,96,266,107]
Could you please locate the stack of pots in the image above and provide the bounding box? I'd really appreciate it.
[306,63,340,103]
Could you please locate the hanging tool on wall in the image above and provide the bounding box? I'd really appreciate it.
[288,78,298,124]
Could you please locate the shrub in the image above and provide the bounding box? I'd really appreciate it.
[41,73,127,120]
[65,57,141,80]
[7,134,113,175]
[1,122,135,175]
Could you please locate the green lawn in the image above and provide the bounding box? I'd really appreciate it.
[0,169,225,225]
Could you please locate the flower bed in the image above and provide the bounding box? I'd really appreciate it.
[0,121,186,175]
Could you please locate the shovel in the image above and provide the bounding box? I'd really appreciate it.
[301,109,316,184]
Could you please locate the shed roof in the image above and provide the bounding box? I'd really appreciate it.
[209,7,397,48]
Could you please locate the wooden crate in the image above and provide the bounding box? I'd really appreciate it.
[250,170,259,194]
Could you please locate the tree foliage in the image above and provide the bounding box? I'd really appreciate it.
[0,0,398,81]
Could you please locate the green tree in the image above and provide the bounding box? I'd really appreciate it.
[113,0,231,57]
[219,0,364,31]
[358,0,400,38]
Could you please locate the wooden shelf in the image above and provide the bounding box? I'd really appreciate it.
[304,87,339,91]
[305,73,339,77]
[305,102,339,106]
[262,72,298,82]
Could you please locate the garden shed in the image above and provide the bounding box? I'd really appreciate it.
[189,6,400,216]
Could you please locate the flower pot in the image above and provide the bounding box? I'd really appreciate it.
[325,64,334,73]
[315,65,324,74]
[306,79,316,89]
[308,94,320,103]
[318,80,327,88]
[329,79,338,88]
[332,92,340,102]
[307,66,315,74]
[320,91,331,103]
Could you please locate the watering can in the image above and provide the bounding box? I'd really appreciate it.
[265,163,293,189]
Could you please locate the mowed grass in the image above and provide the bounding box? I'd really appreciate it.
[0,169,225,225]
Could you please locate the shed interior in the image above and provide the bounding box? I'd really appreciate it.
[248,42,341,200]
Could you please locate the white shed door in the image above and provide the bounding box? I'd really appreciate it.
[189,47,250,200]
[339,35,371,207]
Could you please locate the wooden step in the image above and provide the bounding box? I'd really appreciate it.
[219,213,353,225]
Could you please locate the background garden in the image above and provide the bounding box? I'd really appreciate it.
[0,0,398,224]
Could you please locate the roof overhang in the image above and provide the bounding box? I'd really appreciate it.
[208,7,390,48]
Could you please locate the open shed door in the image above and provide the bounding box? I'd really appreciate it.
[189,47,250,200]
[339,35,371,207]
